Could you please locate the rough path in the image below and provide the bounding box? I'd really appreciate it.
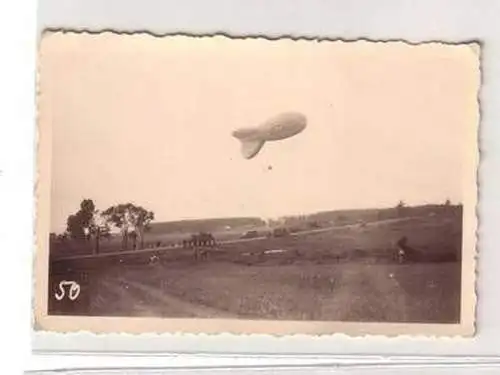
[92,275,238,318]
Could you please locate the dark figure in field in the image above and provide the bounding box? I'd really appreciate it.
[396,236,421,263]
[198,232,217,247]
[183,232,217,261]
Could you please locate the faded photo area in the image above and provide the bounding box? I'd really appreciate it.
[35,32,479,336]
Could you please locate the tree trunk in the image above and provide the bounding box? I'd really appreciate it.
[139,228,145,249]
[121,228,128,251]
[94,227,100,255]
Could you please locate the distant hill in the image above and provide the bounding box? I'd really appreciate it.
[148,204,461,234]
[306,204,461,225]
[149,217,266,234]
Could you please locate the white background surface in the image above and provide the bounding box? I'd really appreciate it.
[1,0,500,373]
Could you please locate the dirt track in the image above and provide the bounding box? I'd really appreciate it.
[100,276,237,318]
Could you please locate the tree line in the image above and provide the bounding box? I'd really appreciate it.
[52,199,155,253]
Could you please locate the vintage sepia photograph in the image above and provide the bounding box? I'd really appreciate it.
[34,31,479,336]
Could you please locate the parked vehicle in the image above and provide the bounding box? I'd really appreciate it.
[241,230,259,239]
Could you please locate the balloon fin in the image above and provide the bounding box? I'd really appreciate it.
[240,139,265,159]
[232,127,260,140]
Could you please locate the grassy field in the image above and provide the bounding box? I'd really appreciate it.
[48,209,463,323]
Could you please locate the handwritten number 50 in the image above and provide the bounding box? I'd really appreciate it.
[54,280,81,301]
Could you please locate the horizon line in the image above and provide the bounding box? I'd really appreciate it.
[50,200,462,234]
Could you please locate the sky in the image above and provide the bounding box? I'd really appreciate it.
[39,34,480,234]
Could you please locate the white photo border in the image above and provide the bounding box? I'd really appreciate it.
[32,0,500,358]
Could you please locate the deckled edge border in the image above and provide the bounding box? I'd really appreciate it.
[32,29,481,343]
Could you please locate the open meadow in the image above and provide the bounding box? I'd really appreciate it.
[48,206,462,323]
